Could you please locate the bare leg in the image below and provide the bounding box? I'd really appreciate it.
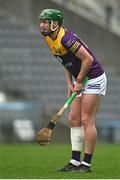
[69,96,82,127]
[81,94,100,154]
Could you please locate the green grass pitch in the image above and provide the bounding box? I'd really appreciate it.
[0,143,120,179]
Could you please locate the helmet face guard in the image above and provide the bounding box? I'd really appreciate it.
[39,9,63,26]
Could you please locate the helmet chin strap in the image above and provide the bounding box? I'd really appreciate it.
[50,20,59,32]
[40,20,60,36]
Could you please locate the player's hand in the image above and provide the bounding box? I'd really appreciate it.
[67,84,74,98]
[73,82,83,94]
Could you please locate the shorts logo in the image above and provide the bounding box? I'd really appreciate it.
[87,84,101,89]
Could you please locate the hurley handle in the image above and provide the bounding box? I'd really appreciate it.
[63,76,89,108]
[65,92,77,107]
[49,76,89,126]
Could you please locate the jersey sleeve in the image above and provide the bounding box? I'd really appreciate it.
[61,32,81,54]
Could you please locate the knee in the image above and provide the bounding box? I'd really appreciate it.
[68,114,81,127]
[81,114,94,127]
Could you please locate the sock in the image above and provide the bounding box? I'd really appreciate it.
[72,150,80,161]
[83,153,92,165]
[70,126,84,166]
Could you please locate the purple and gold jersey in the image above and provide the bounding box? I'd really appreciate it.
[45,27,104,79]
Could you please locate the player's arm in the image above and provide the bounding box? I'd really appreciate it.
[61,34,93,93]
[64,68,72,85]
[74,46,93,92]
[64,68,74,98]
[75,46,93,83]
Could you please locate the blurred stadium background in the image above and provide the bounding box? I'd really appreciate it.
[0,0,120,144]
